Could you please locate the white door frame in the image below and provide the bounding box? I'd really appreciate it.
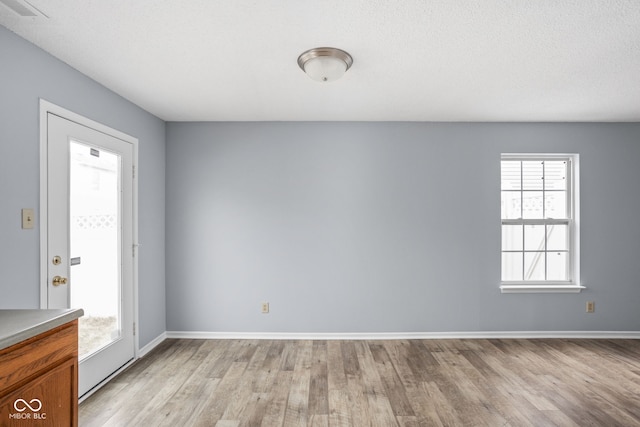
[39,99,140,360]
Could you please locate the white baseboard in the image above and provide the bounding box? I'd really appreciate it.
[138,331,167,357]
[165,331,640,340]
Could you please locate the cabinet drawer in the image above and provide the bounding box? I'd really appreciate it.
[0,321,78,394]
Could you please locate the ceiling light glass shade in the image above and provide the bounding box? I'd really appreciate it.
[298,47,353,82]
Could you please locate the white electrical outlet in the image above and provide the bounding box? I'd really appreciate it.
[261,302,269,314]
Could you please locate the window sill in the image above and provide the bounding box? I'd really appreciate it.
[500,284,585,294]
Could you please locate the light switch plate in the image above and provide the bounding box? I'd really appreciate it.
[22,208,34,229]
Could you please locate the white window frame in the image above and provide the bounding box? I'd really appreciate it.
[500,153,583,293]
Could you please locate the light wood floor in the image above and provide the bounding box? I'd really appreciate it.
[79,338,640,426]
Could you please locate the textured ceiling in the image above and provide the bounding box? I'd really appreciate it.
[1,0,639,122]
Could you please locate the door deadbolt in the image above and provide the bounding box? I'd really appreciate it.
[52,276,68,286]
[52,256,62,265]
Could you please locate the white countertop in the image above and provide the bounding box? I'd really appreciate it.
[0,309,84,351]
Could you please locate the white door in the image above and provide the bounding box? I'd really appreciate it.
[44,111,135,397]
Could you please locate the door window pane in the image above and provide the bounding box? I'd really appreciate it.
[69,141,122,360]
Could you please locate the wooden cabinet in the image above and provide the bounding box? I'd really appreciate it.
[0,320,79,426]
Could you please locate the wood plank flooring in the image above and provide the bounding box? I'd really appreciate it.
[79,338,640,426]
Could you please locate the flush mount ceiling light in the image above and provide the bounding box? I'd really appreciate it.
[297,47,353,83]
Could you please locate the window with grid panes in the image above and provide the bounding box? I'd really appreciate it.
[501,155,577,284]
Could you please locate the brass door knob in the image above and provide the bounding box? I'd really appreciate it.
[52,276,68,286]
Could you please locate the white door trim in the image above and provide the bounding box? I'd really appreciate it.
[39,99,140,359]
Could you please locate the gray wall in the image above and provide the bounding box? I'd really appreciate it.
[0,26,166,347]
[4,23,638,338]
[166,122,640,333]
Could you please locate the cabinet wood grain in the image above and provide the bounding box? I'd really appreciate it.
[0,320,78,426]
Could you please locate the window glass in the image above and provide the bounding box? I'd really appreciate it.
[524,252,545,280]
[501,191,521,219]
[502,253,523,281]
[522,161,543,190]
[501,161,522,190]
[546,225,568,251]
[522,192,544,219]
[501,155,575,284]
[547,252,569,281]
[524,225,545,251]
[502,225,523,251]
